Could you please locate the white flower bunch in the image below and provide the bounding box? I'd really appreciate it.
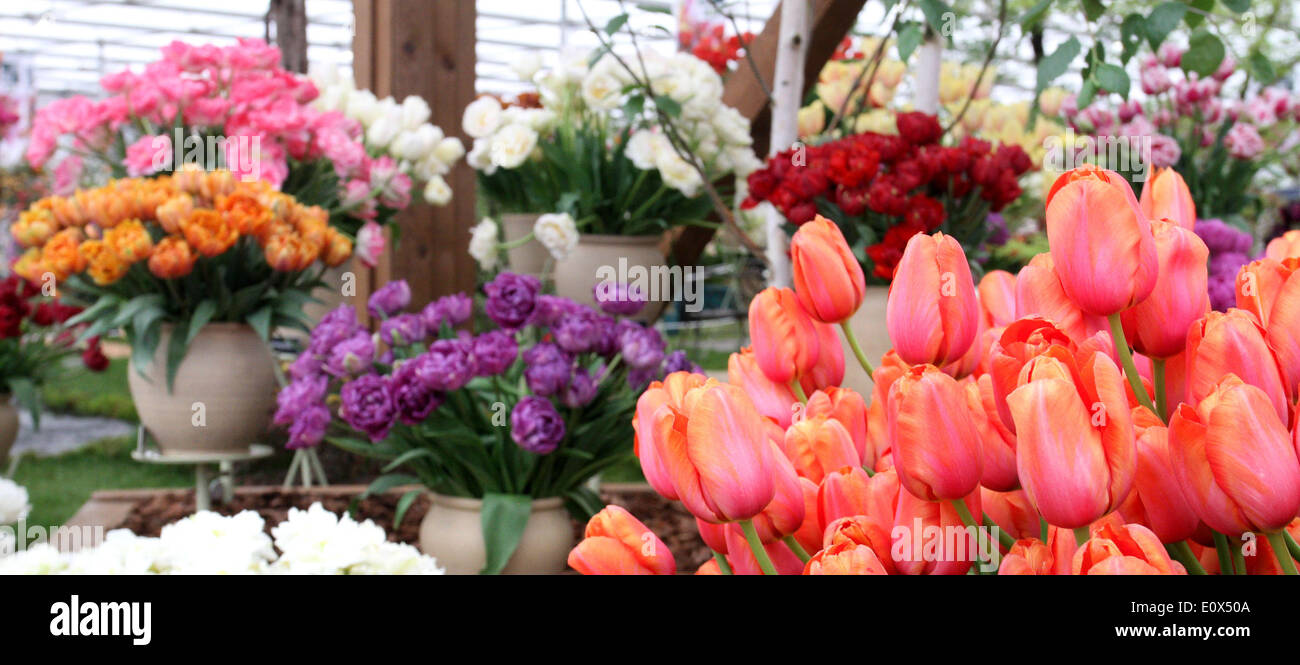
[0,503,443,575]
[468,217,501,270]
[463,97,544,174]
[533,212,579,260]
[310,64,464,206]
[0,478,30,525]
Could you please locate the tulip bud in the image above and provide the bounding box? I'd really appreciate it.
[804,387,870,466]
[977,269,1018,329]
[1265,229,1300,262]
[728,347,797,428]
[1015,252,1108,345]
[892,488,982,575]
[1138,167,1197,230]
[1045,165,1158,316]
[803,541,889,575]
[632,372,708,500]
[568,505,677,575]
[886,232,979,366]
[789,477,824,556]
[1071,521,1187,574]
[1116,407,1203,544]
[1119,220,1210,358]
[790,215,866,324]
[783,416,860,484]
[748,287,821,385]
[822,515,896,575]
[1184,309,1290,424]
[799,320,845,395]
[997,526,1076,575]
[1168,375,1300,536]
[674,382,776,524]
[1235,258,1300,399]
[818,465,879,526]
[888,365,984,501]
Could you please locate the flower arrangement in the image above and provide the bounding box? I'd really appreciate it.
[742,111,1032,281]
[0,274,106,424]
[461,47,759,262]
[1065,43,1300,221]
[11,168,350,386]
[571,164,1300,575]
[0,503,443,574]
[22,38,460,261]
[275,273,696,572]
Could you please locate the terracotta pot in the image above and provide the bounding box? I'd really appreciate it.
[552,233,668,320]
[418,494,574,575]
[500,213,551,278]
[127,323,278,455]
[0,395,16,463]
[841,286,892,399]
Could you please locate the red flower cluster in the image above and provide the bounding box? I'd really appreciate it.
[742,112,1032,280]
[0,274,106,371]
[680,23,753,74]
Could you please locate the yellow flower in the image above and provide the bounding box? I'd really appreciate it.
[798,100,827,139]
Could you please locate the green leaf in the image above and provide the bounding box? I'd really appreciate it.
[246,305,272,341]
[635,2,672,14]
[1095,63,1130,98]
[164,320,189,393]
[185,299,217,347]
[64,294,120,328]
[8,377,40,431]
[1247,50,1276,84]
[1145,2,1188,50]
[361,473,420,498]
[1077,77,1098,109]
[896,22,924,62]
[1081,0,1105,22]
[1183,0,1215,28]
[111,294,166,328]
[393,489,423,529]
[918,0,955,41]
[1119,13,1146,62]
[480,493,533,575]
[653,95,681,118]
[1221,0,1250,11]
[383,447,436,473]
[1036,36,1080,92]
[1181,30,1224,76]
[1017,0,1053,29]
[603,12,629,36]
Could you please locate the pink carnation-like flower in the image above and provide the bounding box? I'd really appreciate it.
[1148,134,1182,168]
[124,134,171,177]
[1225,122,1264,160]
[355,221,386,268]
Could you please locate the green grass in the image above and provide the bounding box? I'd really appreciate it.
[43,357,137,421]
[10,436,191,527]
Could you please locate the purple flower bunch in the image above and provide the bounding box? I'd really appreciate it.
[1195,218,1256,311]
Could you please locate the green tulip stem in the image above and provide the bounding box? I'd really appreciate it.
[1107,313,1158,415]
[982,514,1017,549]
[783,535,812,563]
[1212,531,1235,575]
[1152,357,1168,422]
[789,380,808,404]
[1265,531,1299,575]
[740,519,779,576]
[1166,540,1207,575]
[839,320,875,381]
[712,550,734,575]
[1284,530,1300,564]
[1074,526,1091,547]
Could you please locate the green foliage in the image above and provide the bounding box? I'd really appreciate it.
[42,358,137,422]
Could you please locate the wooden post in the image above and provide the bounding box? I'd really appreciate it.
[352,0,479,320]
[268,0,308,73]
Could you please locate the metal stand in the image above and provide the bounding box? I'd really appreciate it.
[131,426,273,512]
[282,448,329,488]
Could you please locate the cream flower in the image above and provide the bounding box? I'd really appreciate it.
[469,217,500,269]
[345,89,382,126]
[423,175,452,206]
[488,123,538,169]
[432,136,466,165]
[656,150,703,198]
[625,129,667,171]
[533,212,579,260]
[0,478,30,524]
[466,138,495,174]
[400,95,432,131]
[511,52,543,81]
[462,96,504,139]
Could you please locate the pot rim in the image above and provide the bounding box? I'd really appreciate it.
[430,493,566,511]
[576,232,664,246]
[157,321,258,332]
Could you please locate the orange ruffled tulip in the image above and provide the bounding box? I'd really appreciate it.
[804,541,889,575]
[40,228,87,281]
[148,237,196,280]
[155,194,193,234]
[790,215,866,324]
[1044,165,1158,316]
[1138,167,1197,230]
[1119,220,1210,358]
[1168,375,1300,536]
[1117,407,1203,544]
[804,387,870,467]
[78,240,129,286]
[783,416,860,484]
[180,209,238,257]
[567,505,676,575]
[1007,348,1136,528]
[886,231,979,367]
[1072,520,1186,575]
[321,228,353,267]
[888,364,983,501]
[1184,309,1290,424]
[748,287,821,385]
[103,219,154,264]
[1265,230,1300,262]
[822,515,896,575]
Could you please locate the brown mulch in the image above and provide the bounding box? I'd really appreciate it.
[115,485,710,572]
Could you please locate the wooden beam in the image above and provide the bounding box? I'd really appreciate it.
[268,0,309,73]
[671,0,866,271]
[351,0,479,323]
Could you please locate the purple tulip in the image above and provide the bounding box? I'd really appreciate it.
[472,330,518,376]
[274,375,329,425]
[628,365,661,389]
[288,405,331,450]
[309,305,360,355]
[287,351,323,381]
[552,308,602,354]
[529,295,581,328]
[562,367,599,408]
[510,396,565,454]
[484,272,541,330]
[618,325,665,370]
[421,293,474,333]
[339,374,397,442]
[368,280,412,319]
[593,281,646,316]
[391,360,444,425]
[523,342,571,396]
[379,313,426,346]
[663,349,701,375]
[327,331,375,377]
[413,338,474,392]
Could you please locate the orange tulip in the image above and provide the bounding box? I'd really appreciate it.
[567,505,676,575]
[1044,165,1158,316]
[748,287,821,385]
[11,207,58,248]
[1007,348,1136,528]
[886,231,979,367]
[799,320,844,395]
[264,233,320,272]
[728,347,797,427]
[49,194,88,228]
[822,515,896,575]
[13,249,47,285]
[865,350,909,468]
[804,387,870,466]
[41,227,88,281]
[790,215,866,324]
[148,236,196,280]
[1119,220,1210,358]
[1072,520,1186,574]
[969,374,1018,491]
[750,442,806,543]
[783,416,860,484]
[1236,258,1300,398]
[891,487,983,575]
[1168,375,1300,536]
[695,559,723,575]
[217,190,273,239]
[980,488,1039,542]
[723,523,804,575]
[1184,309,1290,424]
[180,209,238,257]
[818,465,881,526]
[657,381,776,523]
[633,371,709,500]
[1014,252,1108,344]
[103,219,154,264]
[1265,230,1300,262]
[78,240,129,286]
[789,477,823,556]
[804,541,889,574]
[200,169,237,201]
[321,227,353,267]
[155,194,194,234]
[1138,167,1196,230]
[978,269,1017,328]
[997,527,1076,575]
[988,317,1113,431]
[1116,407,1203,544]
[888,364,983,501]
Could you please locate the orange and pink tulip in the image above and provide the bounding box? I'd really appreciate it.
[1138,167,1196,230]
[790,214,866,324]
[568,505,676,575]
[886,231,980,367]
[748,286,821,385]
[1119,220,1210,358]
[887,364,984,501]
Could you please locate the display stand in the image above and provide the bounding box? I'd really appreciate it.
[282,448,329,488]
[131,426,273,511]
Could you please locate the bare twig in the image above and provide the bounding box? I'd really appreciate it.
[825,0,907,135]
[706,0,773,108]
[942,0,1007,137]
